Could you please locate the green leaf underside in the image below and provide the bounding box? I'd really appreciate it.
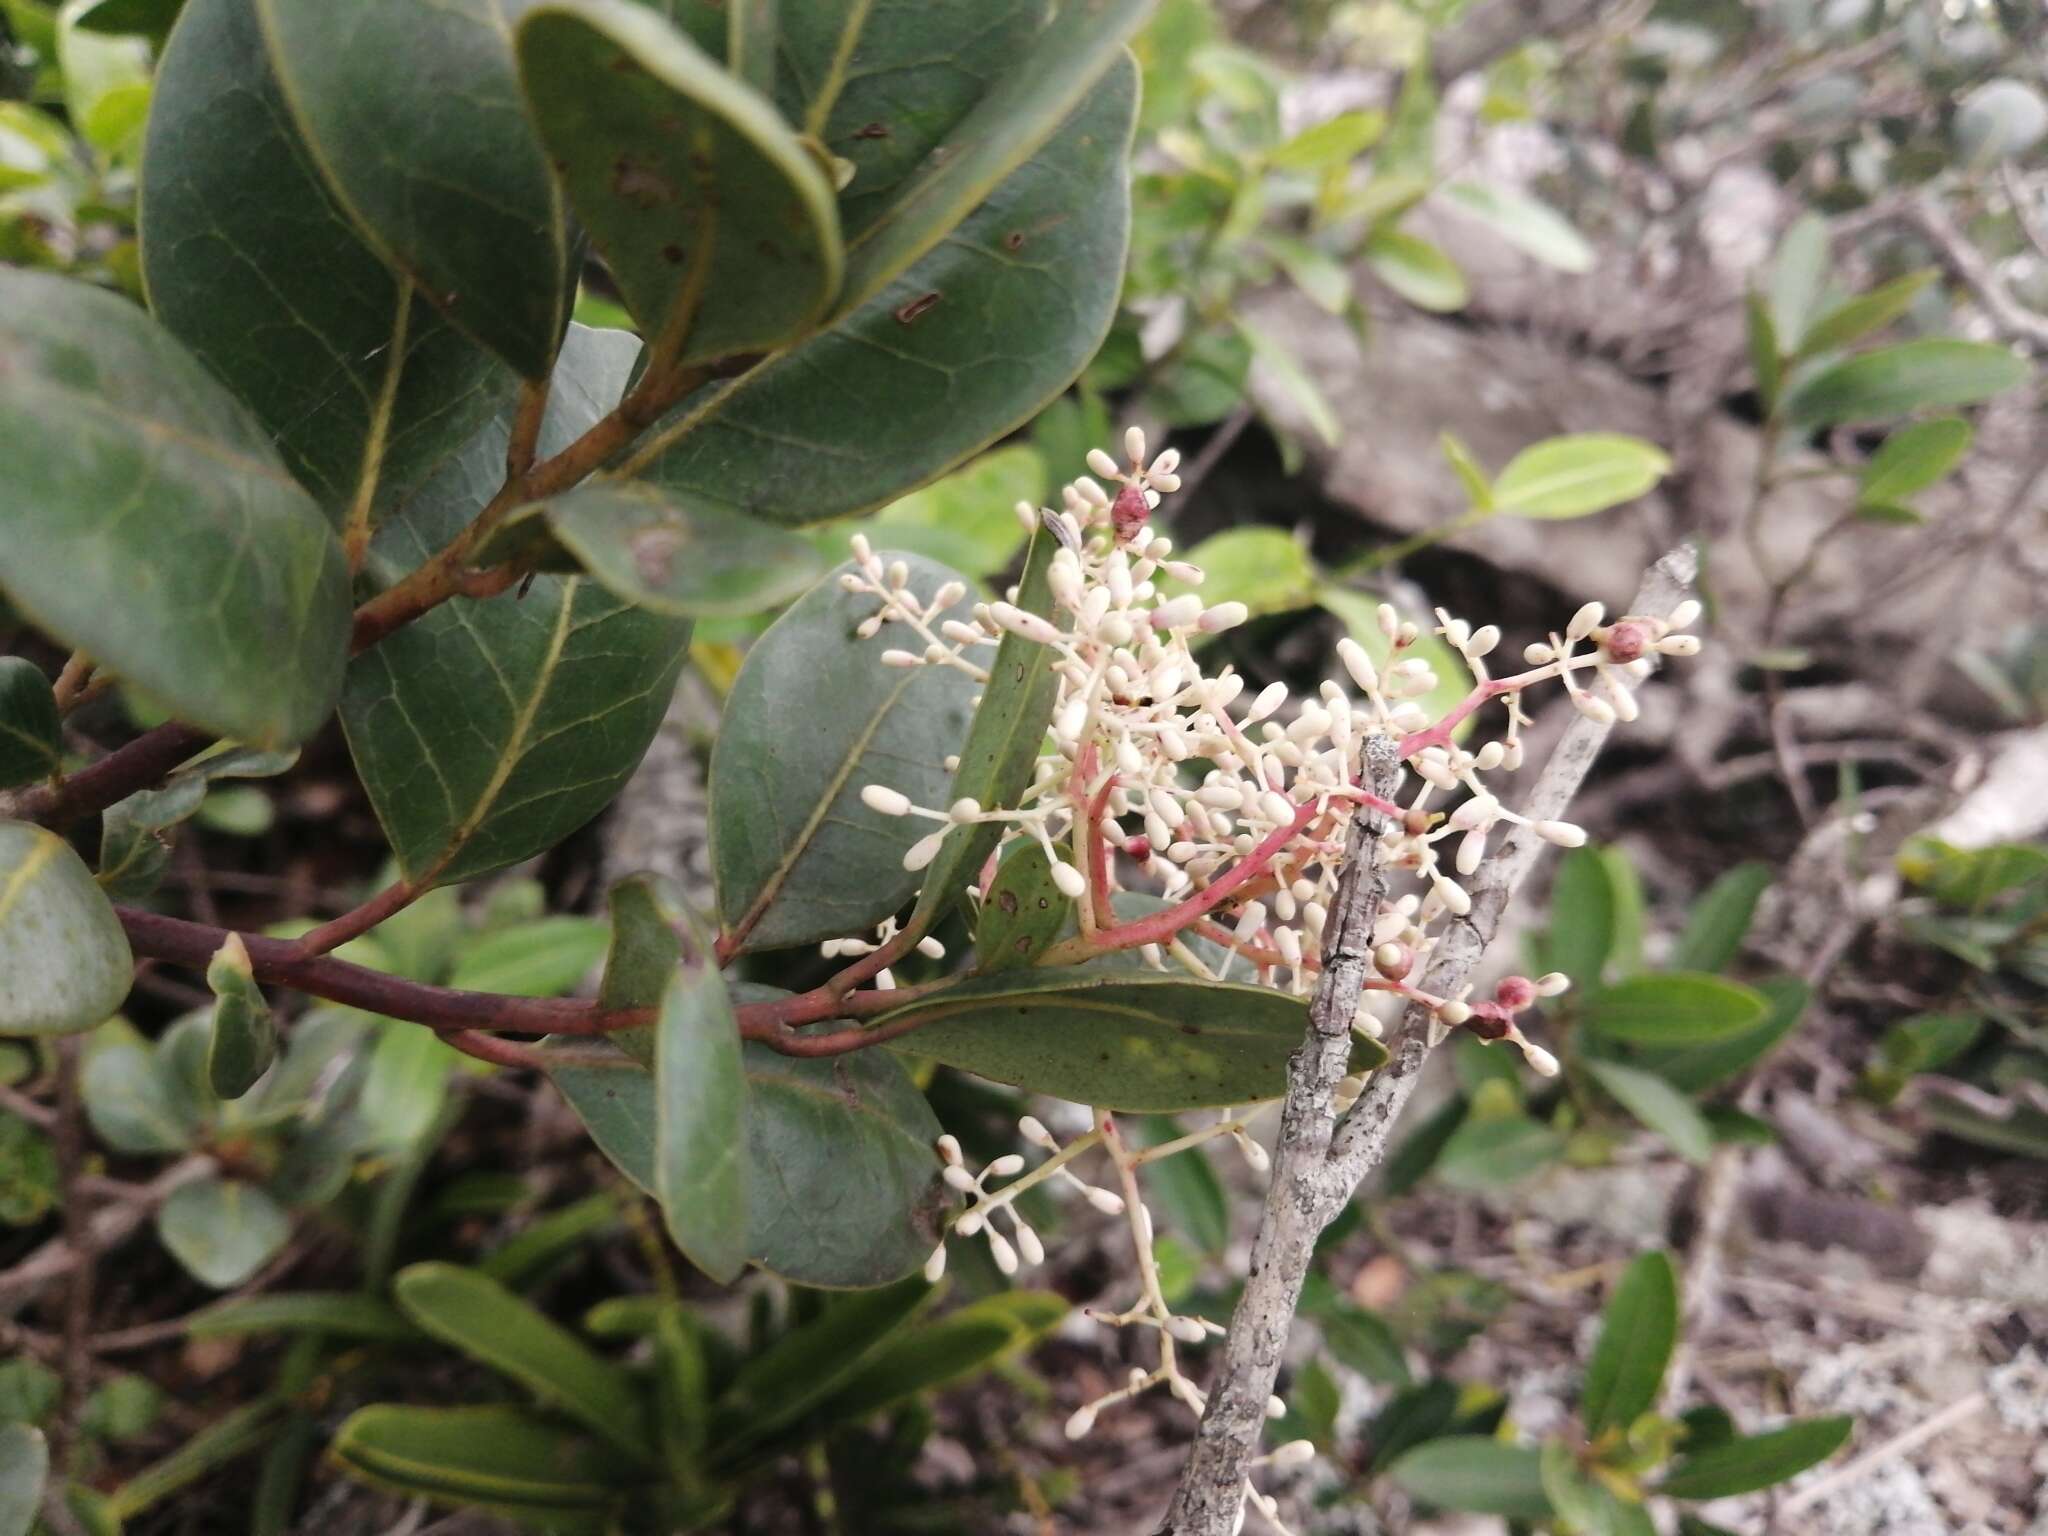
[156,1176,291,1288]
[330,1404,635,1517]
[906,524,1062,935]
[1660,1416,1853,1499]
[533,480,825,618]
[710,554,978,952]
[548,1022,944,1287]
[654,965,748,1283]
[0,659,61,788]
[341,325,692,888]
[0,270,350,748]
[393,1263,654,1461]
[1783,340,2028,427]
[634,55,1138,526]
[0,823,134,1036]
[205,943,276,1099]
[143,0,510,516]
[879,970,1386,1113]
[1584,972,1770,1045]
[255,0,574,380]
[517,0,843,359]
[1582,1250,1678,1434]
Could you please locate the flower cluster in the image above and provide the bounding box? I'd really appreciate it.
[839,427,1702,1075]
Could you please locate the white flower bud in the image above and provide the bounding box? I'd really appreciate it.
[1151,471,1182,493]
[1087,447,1121,479]
[1536,972,1571,996]
[1167,1315,1207,1343]
[1049,860,1087,900]
[1572,692,1616,725]
[1658,633,1701,656]
[903,830,947,870]
[1520,1042,1561,1077]
[1525,641,1555,665]
[1467,624,1501,656]
[886,560,909,589]
[947,797,982,822]
[1668,599,1701,630]
[855,615,883,639]
[1151,595,1203,630]
[1019,1115,1055,1149]
[1437,999,1472,1025]
[923,1243,948,1282]
[1125,426,1147,463]
[1260,790,1297,826]
[954,1208,984,1236]
[1568,601,1605,640]
[1084,1185,1126,1215]
[1270,1439,1317,1468]
[1336,636,1380,694]
[1014,499,1039,531]
[986,1229,1018,1275]
[1266,1396,1287,1419]
[936,1134,962,1165]
[989,601,1062,645]
[983,1155,1022,1180]
[1199,601,1250,633]
[1473,741,1505,771]
[1244,681,1289,722]
[1274,926,1302,965]
[1238,1134,1270,1174]
[1232,902,1268,945]
[838,572,864,591]
[1074,476,1110,508]
[1434,876,1471,916]
[850,533,873,562]
[1534,819,1586,847]
[942,1164,979,1192]
[1376,603,1400,640]
[915,935,947,960]
[1457,829,1487,875]
[1065,1405,1098,1440]
[1013,1220,1045,1267]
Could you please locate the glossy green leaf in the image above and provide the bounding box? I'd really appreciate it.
[1539,1439,1608,1536]
[1267,110,1382,170]
[1672,862,1771,974]
[143,0,508,517]
[0,659,59,789]
[71,0,182,42]
[188,1292,417,1343]
[1659,1415,1852,1499]
[1492,434,1671,519]
[357,1021,458,1152]
[1588,1059,1712,1164]
[329,1404,632,1522]
[0,1424,44,1536]
[904,526,1062,938]
[1900,836,2048,909]
[1855,501,1924,527]
[1441,180,1594,273]
[710,554,978,952]
[810,1291,1065,1430]
[1363,228,1468,312]
[653,964,747,1284]
[56,8,150,155]
[633,57,1137,525]
[393,1262,654,1461]
[156,1176,291,1288]
[1797,270,1935,359]
[1600,974,1809,1095]
[97,746,297,903]
[0,822,132,1037]
[1858,418,1972,506]
[1784,340,2029,428]
[0,269,350,747]
[443,917,610,998]
[1434,1113,1565,1190]
[1583,973,1769,1045]
[878,970,1376,1113]
[1582,1250,1678,1434]
[595,873,685,1050]
[1767,213,1828,351]
[1544,845,1619,987]
[1317,1302,1411,1387]
[517,0,841,358]
[1439,432,1495,511]
[342,325,693,889]
[204,935,275,1099]
[974,841,1074,974]
[549,1034,946,1288]
[1387,1438,1552,1520]
[708,1275,928,1458]
[256,0,575,378]
[1745,292,1782,417]
[524,482,824,620]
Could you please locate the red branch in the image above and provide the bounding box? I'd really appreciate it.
[7,723,212,831]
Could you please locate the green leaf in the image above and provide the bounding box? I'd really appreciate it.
[863,444,1044,580]
[0,658,59,789]
[1659,1416,1853,1499]
[393,1262,654,1462]
[0,1424,46,1536]
[1581,1250,1678,1434]
[1434,1114,1565,1190]
[204,934,275,1100]
[1544,845,1619,988]
[548,1032,947,1288]
[517,0,841,358]
[1673,862,1771,974]
[807,1291,1066,1430]
[1319,587,1475,736]
[1858,418,1972,506]
[1876,1011,1982,1076]
[1583,973,1769,1045]
[633,57,1139,525]
[596,873,682,1032]
[341,325,693,889]
[1387,1438,1552,1520]
[56,7,151,155]
[902,525,1062,939]
[1439,432,1495,512]
[82,1375,163,1443]
[1587,1060,1712,1164]
[1165,527,1318,621]
[1900,836,2048,909]
[708,1275,929,1460]
[1315,1304,1410,1387]
[974,841,1074,973]
[1266,110,1383,170]
[879,970,1374,1113]
[1953,78,2048,165]
[1261,233,1352,314]
[156,1176,291,1289]
[654,964,748,1284]
[1784,340,2029,428]
[1768,213,1829,351]
[1540,1439,1608,1536]
[0,1111,58,1225]
[188,1292,418,1343]
[1238,315,1341,446]
[524,482,825,620]
[1601,974,1809,1095]
[80,1027,199,1153]
[1363,228,1469,312]
[357,1022,458,1152]
[256,0,576,379]
[444,917,610,998]
[142,0,508,517]
[329,1404,632,1523]
[1854,502,1925,527]
[1492,434,1672,519]
[1745,293,1782,417]
[1797,270,1935,359]
[0,822,132,1037]
[1441,180,1595,273]
[710,554,978,952]
[98,747,298,902]
[0,270,350,748]
[71,0,182,43]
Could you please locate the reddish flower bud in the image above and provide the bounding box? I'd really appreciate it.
[1602,620,1651,664]
[1124,835,1152,861]
[1110,482,1150,543]
[1493,975,1539,1012]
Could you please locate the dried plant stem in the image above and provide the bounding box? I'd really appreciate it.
[1159,544,1698,1535]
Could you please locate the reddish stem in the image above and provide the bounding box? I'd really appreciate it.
[284,878,418,960]
[1394,677,1514,760]
[1083,764,1118,930]
[7,723,211,831]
